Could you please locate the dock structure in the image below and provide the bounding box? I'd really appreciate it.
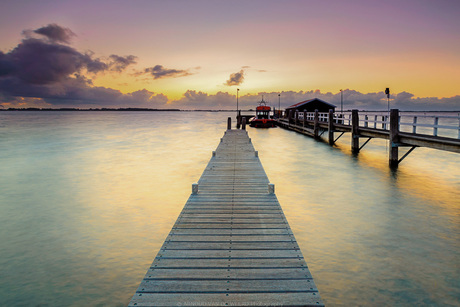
[277,109,460,167]
[129,123,323,306]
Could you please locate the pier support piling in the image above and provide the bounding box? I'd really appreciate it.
[237,110,241,129]
[389,109,400,168]
[351,109,360,153]
[227,117,232,130]
[314,109,319,138]
[328,109,334,145]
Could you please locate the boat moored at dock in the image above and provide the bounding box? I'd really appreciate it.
[249,99,276,128]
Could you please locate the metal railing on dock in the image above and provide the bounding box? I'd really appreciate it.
[278,109,460,167]
[128,118,324,307]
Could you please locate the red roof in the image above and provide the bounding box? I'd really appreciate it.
[256,105,271,111]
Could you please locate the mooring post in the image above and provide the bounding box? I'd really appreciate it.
[268,183,275,194]
[303,111,306,127]
[295,111,298,126]
[389,109,400,168]
[351,109,360,153]
[242,117,246,130]
[328,109,334,145]
[227,117,232,130]
[288,110,292,125]
[236,110,241,129]
[192,183,198,195]
[313,109,319,138]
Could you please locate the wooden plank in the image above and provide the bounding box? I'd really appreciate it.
[156,249,305,258]
[160,242,299,250]
[137,279,317,292]
[143,268,313,279]
[166,235,295,242]
[170,228,292,235]
[151,258,308,268]
[129,293,323,306]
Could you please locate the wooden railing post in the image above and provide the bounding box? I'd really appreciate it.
[227,117,232,130]
[328,109,334,145]
[314,109,319,138]
[303,111,306,127]
[237,110,241,129]
[351,109,360,153]
[389,109,399,167]
[295,111,298,126]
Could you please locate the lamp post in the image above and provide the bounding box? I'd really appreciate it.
[340,89,343,113]
[236,88,239,114]
[278,94,280,118]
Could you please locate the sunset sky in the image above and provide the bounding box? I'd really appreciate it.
[0,0,459,110]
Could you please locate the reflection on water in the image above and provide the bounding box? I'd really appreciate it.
[0,111,458,306]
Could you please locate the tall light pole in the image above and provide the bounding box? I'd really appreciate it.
[278,93,280,118]
[236,88,239,114]
[340,89,343,113]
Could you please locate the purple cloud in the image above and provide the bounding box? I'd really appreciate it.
[0,24,144,107]
[32,23,76,44]
[109,54,137,72]
[143,65,190,79]
[225,70,244,86]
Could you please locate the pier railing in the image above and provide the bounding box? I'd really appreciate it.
[279,109,460,167]
[297,111,460,139]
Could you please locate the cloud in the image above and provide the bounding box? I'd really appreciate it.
[168,89,460,111]
[32,23,76,44]
[143,65,190,79]
[109,54,137,72]
[172,90,235,109]
[225,70,245,86]
[0,24,149,108]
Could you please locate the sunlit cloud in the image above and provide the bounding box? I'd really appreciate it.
[225,69,245,86]
[142,65,191,79]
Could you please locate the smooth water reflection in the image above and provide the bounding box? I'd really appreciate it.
[0,111,458,306]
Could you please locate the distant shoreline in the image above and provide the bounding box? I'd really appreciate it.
[0,108,458,112]
[0,108,237,112]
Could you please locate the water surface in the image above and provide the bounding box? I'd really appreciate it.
[0,111,458,306]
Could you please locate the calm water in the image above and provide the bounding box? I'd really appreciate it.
[0,111,459,306]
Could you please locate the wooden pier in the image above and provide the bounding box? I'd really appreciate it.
[277,109,460,167]
[129,121,323,306]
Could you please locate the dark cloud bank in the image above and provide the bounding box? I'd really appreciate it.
[0,24,458,110]
[0,24,169,108]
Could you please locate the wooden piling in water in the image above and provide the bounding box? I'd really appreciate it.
[389,109,399,168]
[328,109,334,145]
[313,110,319,139]
[351,109,360,153]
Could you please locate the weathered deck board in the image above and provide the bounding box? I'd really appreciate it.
[129,129,323,307]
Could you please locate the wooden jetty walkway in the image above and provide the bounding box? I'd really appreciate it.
[277,109,460,167]
[129,120,323,306]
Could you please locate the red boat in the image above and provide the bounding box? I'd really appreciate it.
[249,99,276,128]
